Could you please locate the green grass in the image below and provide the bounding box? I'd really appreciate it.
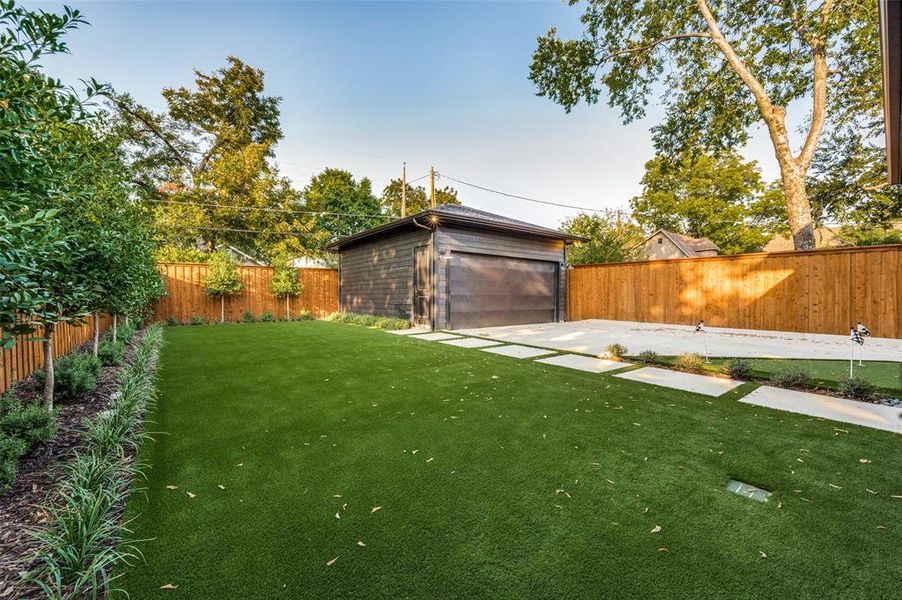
[647,356,901,397]
[121,321,901,598]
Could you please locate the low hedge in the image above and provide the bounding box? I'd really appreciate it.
[327,312,411,330]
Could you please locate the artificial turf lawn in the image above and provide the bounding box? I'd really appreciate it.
[121,321,901,598]
[649,356,901,397]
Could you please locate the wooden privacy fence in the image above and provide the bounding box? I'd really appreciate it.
[568,244,902,339]
[1,315,113,394]
[152,263,339,323]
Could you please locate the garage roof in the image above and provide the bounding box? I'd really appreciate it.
[325,204,584,251]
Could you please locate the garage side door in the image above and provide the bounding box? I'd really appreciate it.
[448,253,557,329]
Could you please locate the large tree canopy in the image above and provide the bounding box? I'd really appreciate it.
[530,1,884,250]
[560,213,644,265]
[116,57,310,260]
[302,169,384,243]
[630,152,785,254]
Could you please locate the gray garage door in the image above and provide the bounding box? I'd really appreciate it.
[448,253,558,329]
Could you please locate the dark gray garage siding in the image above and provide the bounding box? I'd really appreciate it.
[435,227,566,330]
[339,229,431,319]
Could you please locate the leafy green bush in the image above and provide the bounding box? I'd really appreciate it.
[297,310,313,321]
[270,255,303,297]
[242,310,256,323]
[0,435,26,491]
[166,316,178,327]
[838,376,876,401]
[118,322,136,343]
[606,343,628,359]
[203,250,244,297]
[636,350,661,364]
[727,358,753,379]
[260,311,274,322]
[190,315,204,326]
[1,401,57,451]
[674,352,705,373]
[35,353,102,402]
[327,312,410,329]
[769,366,812,389]
[98,340,124,367]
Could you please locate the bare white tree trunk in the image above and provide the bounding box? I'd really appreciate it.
[286,296,290,320]
[92,313,100,357]
[42,323,55,412]
[221,296,225,323]
[112,314,118,343]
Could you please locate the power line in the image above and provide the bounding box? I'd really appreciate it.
[146,198,395,220]
[161,225,313,236]
[438,173,629,216]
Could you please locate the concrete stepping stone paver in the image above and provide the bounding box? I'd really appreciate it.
[441,337,502,348]
[740,386,902,433]
[535,354,628,374]
[614,366,743,396]
[481,345,555,359]
[410,332,462,341]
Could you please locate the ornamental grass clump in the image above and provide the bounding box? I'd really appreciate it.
[838,376,876,401]
[636,350,662,365]
[727,358,753,380]
[769,366,812,389]
[674,352,706,373]
[25,324,164,599]
[606,343,628,359]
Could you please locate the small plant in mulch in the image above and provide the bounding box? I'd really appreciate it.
[98,339,125,367]
[260,311,274,322]
[34,353,102,403]
[166,315,179,326]
[605,343,628,359]
[769,366,812,389]
[838,376,876,401]
[242,310,256,324]
[190,315,204,326]
[297,310,313,321]
[636,349,662,365]
[674,352,705,373]
[727,358,753,380]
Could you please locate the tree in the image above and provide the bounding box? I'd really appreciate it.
[204,250,244,322]
[270,255,303,319]
[302,169,384,242]
[530,1,882,251]
[630,153,783,254]
[380,179,460,217]
[116,57,309,259]
[561,213,644,265]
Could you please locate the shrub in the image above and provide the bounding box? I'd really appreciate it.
[166,316,178,327]
[260,311,274,322]
[0,435,26,491]
[35,353,102,402]
[203,250,244,297]
[769,366,812,389]
[727,358,753,380]
[98,340,124,367]
[242,310,256,323]
[606,343,628,359]
[270,254,303,297]
[297,310,313,321]
[674,352,705,373]
[838,376,876,401]
[190,315,204,326]
[118,322,136,343]
[328,312,409,329]
[636,350,661,365]
[1,401,57,452]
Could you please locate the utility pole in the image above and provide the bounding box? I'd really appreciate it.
[401,162,407,218]
[429,166,436,208]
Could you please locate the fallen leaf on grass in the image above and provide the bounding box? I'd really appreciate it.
[160,583,178,589]
[217,485,226,490]
[426,457,434,463]
[326,556,338,566]
[859,458,871,464]
[370,506,382,513]
[643,507,649,514]
[334,512,341,519]
[412,449,419,455]
[657,547,668,553]
[866,489,877,494]
[186,492,196,499]
[650,525,662,534]
[759,551,768,559]
[829,483,842,490]
[165,485,178,490]
[892,495,902,499]
[236,463,244,467]
[357,541,366,547]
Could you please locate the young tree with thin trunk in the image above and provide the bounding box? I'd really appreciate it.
[530,1,882,250]
[204,250,244,322]
[270,254,303,319]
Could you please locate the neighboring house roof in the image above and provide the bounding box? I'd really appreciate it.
[288,255,333,269]
[226,246,266,266]
[763,226,853,253]
[325,204,584,251]
[643,229,720,257]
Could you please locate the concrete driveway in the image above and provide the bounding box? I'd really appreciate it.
[453,319,902,362]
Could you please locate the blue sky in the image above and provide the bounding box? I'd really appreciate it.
[31,0,781,228]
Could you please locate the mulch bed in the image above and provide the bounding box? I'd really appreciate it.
[0,330,147,598]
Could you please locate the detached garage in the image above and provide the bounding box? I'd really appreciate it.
[326,205,582,330]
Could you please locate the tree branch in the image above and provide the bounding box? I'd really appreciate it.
[599,32,712,61]
[114,98,195,185]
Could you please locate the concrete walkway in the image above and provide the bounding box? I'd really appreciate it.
[740,386,902,433]
[454,319,902,361]
[614,366,744,397]
[535,354,628,374]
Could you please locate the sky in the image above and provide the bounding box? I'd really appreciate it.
[29,0,784,228]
